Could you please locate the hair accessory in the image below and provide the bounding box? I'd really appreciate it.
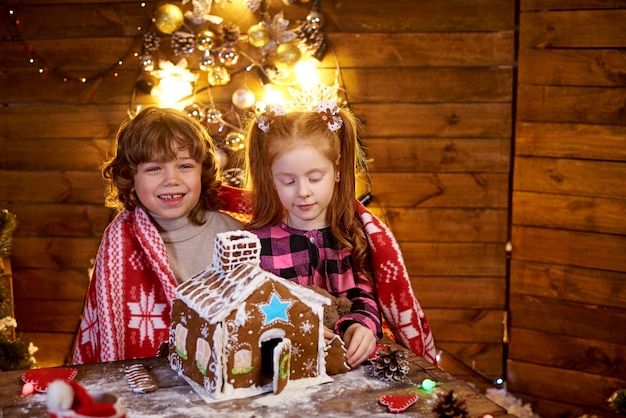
[257,104,286,133]
[315,101,343,132]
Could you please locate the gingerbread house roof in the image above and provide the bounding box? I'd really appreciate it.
[175,231,330,323]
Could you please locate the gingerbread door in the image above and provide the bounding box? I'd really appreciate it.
[272,338,291,394]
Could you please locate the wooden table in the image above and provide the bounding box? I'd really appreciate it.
[0,345,514,417]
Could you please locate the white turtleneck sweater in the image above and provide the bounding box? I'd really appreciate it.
[151,210,242,283]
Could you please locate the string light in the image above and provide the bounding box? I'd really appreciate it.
[5,4,152,84]
[419,378,438,391]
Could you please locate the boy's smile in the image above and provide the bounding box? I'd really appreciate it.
[133,150,202,219]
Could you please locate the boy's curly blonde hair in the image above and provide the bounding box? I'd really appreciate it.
[102,107,222,225]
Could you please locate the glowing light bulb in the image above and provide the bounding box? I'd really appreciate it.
[260,86,286,108]
[294,58,320,88]
[420,378,436,391]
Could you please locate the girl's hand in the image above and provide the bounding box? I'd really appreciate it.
[323,326,336,344]
[342,323,376,368]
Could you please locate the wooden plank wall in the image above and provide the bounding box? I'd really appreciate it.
[339,1,515,387]
[0,0,515,390]
[510,1,626,417]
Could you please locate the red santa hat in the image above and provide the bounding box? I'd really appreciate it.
[47,380,119,418]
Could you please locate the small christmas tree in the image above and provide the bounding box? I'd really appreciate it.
[0,209,38,371]
[608,389,626,415]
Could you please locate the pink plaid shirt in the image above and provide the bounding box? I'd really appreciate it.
[251,222,382,338]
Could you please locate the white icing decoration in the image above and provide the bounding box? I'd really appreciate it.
[259,328,286,346]
[234,303,249,326]
[300,320,313,334]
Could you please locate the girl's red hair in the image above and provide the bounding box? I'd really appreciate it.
[244,107,372,280]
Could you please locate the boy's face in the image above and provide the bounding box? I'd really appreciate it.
[271,145,336,231]
[133,149,202,220]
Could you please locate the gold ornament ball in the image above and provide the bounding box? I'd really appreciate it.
[140,54,154,72]
[184,103,205,122]
[306,11,325,30]
[217,47,239,67]
[216,148,228,169]
[274,43,302,72]
[154,4,184,35]
[199,50,215,71]
[232,88,256,109]
[206,107,222,124]
[196,30,215,51]
[207,65,230,86]
[225,132,245,152]
[247,23,270,48]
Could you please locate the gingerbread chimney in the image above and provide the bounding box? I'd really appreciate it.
[212,230,261,272]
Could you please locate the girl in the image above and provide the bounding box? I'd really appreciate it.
[244,101,382,367]
[73,107,246,364]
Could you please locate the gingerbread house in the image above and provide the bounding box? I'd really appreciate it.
[169,230,332,401]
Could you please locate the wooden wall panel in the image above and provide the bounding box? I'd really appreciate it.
[0,0,514,388]
[511,1,626,416]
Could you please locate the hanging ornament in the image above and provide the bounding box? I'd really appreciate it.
[140,54,154,72]
[224,132,245,152]
[154,4,184,35]
[184,103,206,122]
[207,65,230,86]
[221,168,245,188]
[247,23,270,48]
[206,106,223,124]
[199,50,215,71]
[232,87,256,109]
[274,42,301,72]
[185,0,223,26]
[196,30,216,51]
[216,148,228,170]
[171,32,196,56]
[296,17,328,60]
[143,32,161,52]
[151,58,199,106]
[220,22,241,47]
[245,0,262,12]
[260,12,298,56]
[217,47,239,67]
[306,11,325,30]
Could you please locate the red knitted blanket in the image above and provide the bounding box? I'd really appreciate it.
[73,186,436,365]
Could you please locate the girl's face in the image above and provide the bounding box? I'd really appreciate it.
[133,149,202,220]
[271,145,337,231]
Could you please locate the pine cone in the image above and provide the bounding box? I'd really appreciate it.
[171,31,196,56]
[143,32,161,52]
[369,346,410,381]
[296,21,327,60]
[432,390,469,418]
[220,22,241,46]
